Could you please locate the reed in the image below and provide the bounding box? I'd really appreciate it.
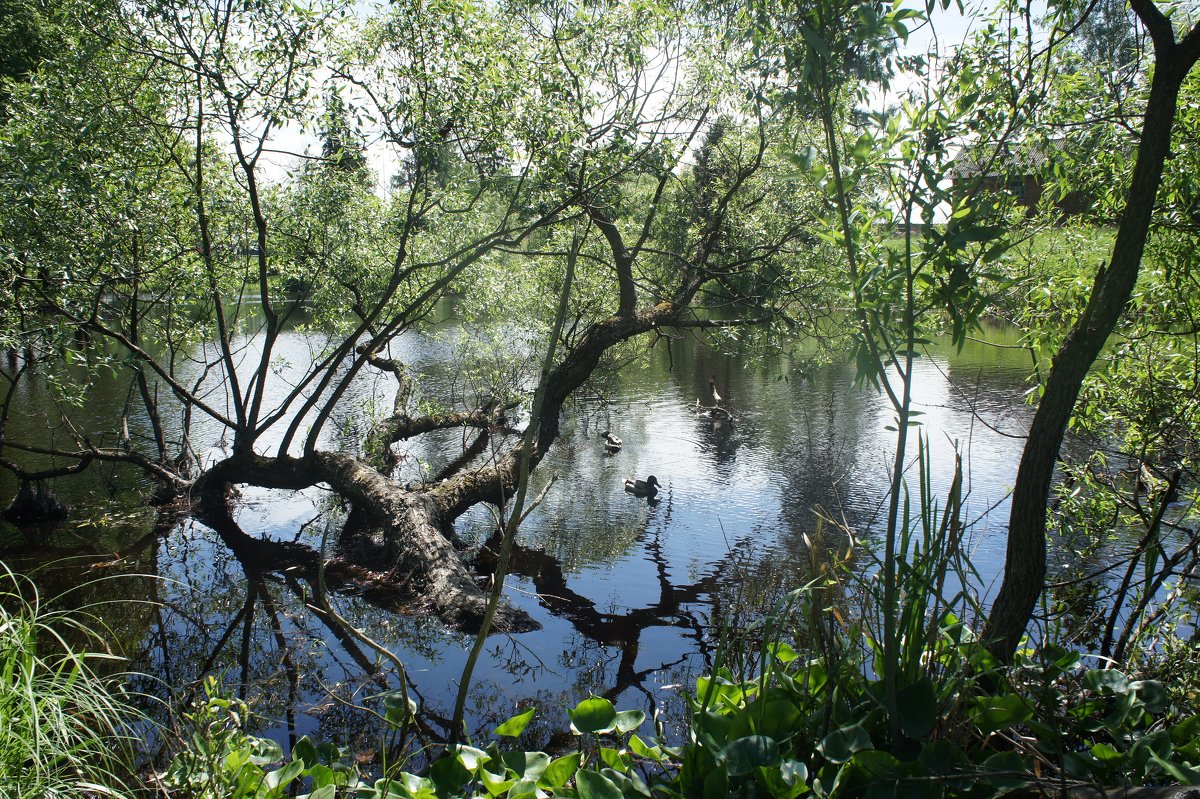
[0,564,143,798]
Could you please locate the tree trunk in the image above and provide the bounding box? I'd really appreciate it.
[199,451,539,634]
[984,19,1200,662]
[2,479,68,524]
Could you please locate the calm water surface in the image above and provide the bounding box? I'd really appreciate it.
[0,318,1038,753]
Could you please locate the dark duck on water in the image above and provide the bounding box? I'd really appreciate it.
[624,475,660,496]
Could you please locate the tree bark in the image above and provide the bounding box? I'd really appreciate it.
[199,451,539,634]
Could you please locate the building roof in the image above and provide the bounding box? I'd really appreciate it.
[950,139,1066,179]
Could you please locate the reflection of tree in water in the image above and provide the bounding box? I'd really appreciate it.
[0,528,160,670]
[108,507,459,755]
[149,486,843,752]
[778,365,877,566]
[477,523,716,705]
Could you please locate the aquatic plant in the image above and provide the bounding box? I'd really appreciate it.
[0,564,143,798]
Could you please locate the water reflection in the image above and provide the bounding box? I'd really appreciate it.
[1,321,1039,752]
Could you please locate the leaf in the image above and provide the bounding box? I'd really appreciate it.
[818,724,873,764]
[1150,753,1200,784]
[788,146,821,175]
[501,750,551,781]
[1170,714,1200,747]
[1130,680,1169,714]
[495,708,536,738]
[454,744,490,771]
[769,642,799,663]
[570,697,617,734]
[628,735,664,762]
[971,695,1032,737]
[480,768,514,797]
[540,753,581,789]
[896,678,938,739]
[1083,669,1129,694]
[263,759,304,791]
[576,769,623,799]
[430,756,473,794]
[292,736,318,766]
[382,690,416,727]
[506,778,540,799]
[299,787,336,799]
[247,738,284,767]
[613,709,645,734]
[979,751,1030,790]
[722,735,781,777]
[728,693,802,741]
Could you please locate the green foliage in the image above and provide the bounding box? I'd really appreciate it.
[162,677,361,798]
[144,610,1200,799]
[0,564,143,799]
[0,0,52,115]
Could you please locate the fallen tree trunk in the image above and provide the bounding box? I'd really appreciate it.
[197,450,539,634]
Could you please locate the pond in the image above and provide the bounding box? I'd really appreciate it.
[0,315,1039,757]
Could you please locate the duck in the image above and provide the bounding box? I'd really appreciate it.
[709,376,723,406]
[601,430,622,453]
[624,475,660,497]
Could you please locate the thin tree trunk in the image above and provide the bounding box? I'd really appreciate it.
[984,17,1200,662]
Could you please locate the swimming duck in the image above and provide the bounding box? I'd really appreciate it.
[601,430,622,453]
[624,475,660,496]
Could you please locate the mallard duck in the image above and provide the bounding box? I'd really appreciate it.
[624,475,660,496]
[601,430,622,453]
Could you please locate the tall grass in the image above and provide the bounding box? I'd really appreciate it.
[0,564,143,798]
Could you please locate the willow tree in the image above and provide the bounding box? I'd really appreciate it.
[984,0,1200,662]
[0,0,818,631]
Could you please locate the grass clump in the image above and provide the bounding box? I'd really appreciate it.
[0,563,143,798]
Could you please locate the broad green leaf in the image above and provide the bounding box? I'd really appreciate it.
[480,767,514,798]
[1130,680,1169,714]
[292,736,318,767]
[613,709,645,734]
[431,754,473,793]
[570,697,617,734]
[264,759,304,791]
[540,753,581,789]
[1150,754,1200,784]
[576,769,622,799]
[757,759,810,799]
[454,745,490,771]
[506,778,540,799]
[722,735,781,777]
[300,787,336,799]
[769,642,799,663]
[979,751,1029,790]
[495,708,536,738]
[971,695,1032,737]
[1083,669,1129,694]
[629,735,664,762]
[501,750,551,781]
[896,677,937,739]
[600,747,629,771]
[818,724,873,764]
